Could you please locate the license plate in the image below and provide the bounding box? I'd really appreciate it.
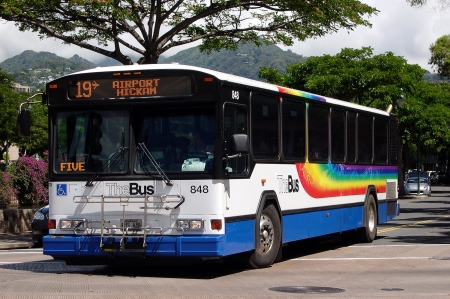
[120,219,142,230]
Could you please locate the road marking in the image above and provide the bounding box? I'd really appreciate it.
[351,244,450,248]
[292,257,429,261]
[0,261,63,265]
[0,250,43,254]
[0,261,56,264]
[378,215,450,233]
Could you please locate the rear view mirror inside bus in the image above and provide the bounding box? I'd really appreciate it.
[231,134,249,154]
[17,109,31,137]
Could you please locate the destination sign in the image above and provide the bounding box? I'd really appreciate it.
[68,76,192,99]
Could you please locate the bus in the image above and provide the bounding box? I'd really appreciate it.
[18,64,399,268]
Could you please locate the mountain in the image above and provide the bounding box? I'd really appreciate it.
[0,50,97,73]
[160,43,307,80]
[0,44,307,89]
[0,50,99,89]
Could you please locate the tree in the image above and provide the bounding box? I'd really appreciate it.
[259,47,425,111]
[400,81,450,175]
[0,0,377,64]
[407,0,450,8]
[0,70,20,162]
[429,35,450,78]
[0,69,48,161]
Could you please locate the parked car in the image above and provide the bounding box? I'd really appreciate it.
[404,176,431,196]
[31,205,49,246]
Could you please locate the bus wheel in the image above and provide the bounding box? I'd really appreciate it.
[358,194,377,243]
[249,204,281,268]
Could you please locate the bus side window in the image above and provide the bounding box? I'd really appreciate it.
[331,108,345,163]
[224,104,248,173]
[308,103,329,162]
[251,94,279,159]
[347,111,356,163]
[282,99,305,161]
[374,117,388,164]
[389,119,398,165]
[358,113,373,163]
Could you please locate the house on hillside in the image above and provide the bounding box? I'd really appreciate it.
[12,83,32,93]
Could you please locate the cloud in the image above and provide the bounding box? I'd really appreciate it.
[284,0,450,72]
[1,0,450,72]
[0,21,105,63]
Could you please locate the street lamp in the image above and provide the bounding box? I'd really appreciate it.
[385,88,405,113]
[397,88,405,109]
[394,88,406,197]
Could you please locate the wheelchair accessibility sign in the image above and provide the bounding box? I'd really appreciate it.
[56,184,67,196]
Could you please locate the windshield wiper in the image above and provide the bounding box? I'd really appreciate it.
[138,142,173,186]
[85,146,129,187]
[85,128,129,187]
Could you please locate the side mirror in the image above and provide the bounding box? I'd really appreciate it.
[17,109,31,137]
[231,134,249,154]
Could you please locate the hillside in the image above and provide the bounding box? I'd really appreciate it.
[0,45,307,89]
[160,43,307,80]
[0,50,97,73]
[0,50,98,89]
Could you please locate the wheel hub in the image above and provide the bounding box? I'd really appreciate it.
[259,214,274,253]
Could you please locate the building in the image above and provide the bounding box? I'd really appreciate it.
[12,83,32,93]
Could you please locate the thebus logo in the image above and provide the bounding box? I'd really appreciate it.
[278,175,299,194]
[105,182,155,196]
[129,183,155,195]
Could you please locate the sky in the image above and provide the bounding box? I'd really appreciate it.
[0,1,449,73]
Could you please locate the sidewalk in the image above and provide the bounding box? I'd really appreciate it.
[0,231,35,250]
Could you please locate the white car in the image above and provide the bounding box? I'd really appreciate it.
[404,177,431,196]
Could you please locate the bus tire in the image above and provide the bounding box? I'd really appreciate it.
[248,204,281,268]
[358,194,377,243]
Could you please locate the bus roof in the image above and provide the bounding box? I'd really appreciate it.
[68,64,390,116]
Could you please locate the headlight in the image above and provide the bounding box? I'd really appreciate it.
[176,219,204,230]
[59,219,86,230]
[33,211,45,221]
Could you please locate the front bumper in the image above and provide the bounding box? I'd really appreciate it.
[43,234,227,258]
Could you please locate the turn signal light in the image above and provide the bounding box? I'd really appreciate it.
[48,219,56,229]
[211,219,222,230]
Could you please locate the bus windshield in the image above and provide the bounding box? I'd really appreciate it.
[135,107,215,173]
[55,110,130,173]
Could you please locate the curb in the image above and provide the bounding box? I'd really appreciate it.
[0,232,35,250]
[0,241,35,250]
[399,195,428,200]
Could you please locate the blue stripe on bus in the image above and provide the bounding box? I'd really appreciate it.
[282,205,364,242]
[43,220,255,258]
[43,203,398,258]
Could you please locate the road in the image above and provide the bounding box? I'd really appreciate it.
[1,187,450,298]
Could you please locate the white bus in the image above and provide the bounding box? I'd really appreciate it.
[18,64,399,268]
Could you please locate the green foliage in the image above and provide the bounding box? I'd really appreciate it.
[7,154,48,207]
[0,171,17,208]
[0,0,377,64]
[429,35,450,78]
[260,47,425,111]
[18,102,48,155]
[0,68,48,160]
[161,43,307,80]
[0,70,22,160]
[400,81,450,154]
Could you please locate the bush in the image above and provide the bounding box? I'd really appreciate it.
[0,171,17,209]
[7,154,48,207]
